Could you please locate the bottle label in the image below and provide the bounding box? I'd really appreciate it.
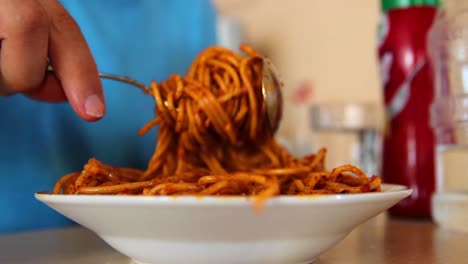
[386,59,426,119]
[377,13,390,47]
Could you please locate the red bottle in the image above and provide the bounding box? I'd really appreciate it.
[378,0,439,217]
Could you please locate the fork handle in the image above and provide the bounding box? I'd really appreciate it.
[47,64,149,93]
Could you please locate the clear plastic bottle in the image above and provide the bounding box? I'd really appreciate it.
[428,0,468,233]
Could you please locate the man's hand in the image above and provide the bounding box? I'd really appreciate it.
[0,0,105,121]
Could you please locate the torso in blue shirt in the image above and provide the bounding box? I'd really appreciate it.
[0,0,217,234]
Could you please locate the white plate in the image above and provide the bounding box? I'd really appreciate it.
[36,183,411,264]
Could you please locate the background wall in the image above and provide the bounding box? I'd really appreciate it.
[214,0,383,154]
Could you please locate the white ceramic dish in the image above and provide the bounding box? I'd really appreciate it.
[36,183,411,264]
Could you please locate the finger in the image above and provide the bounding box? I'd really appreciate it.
[37,0,105,121]
[0,0,49,94]
[24,72,66,102]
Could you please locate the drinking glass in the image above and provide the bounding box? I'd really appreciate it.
[309,103,383,176]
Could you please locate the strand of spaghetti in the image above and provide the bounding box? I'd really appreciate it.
[196,66,206,86]
[200,181,229,195]
[200,89,232,133]
[219,53,241,68]
[180,130,196,152]
[198,173,267,186]
[147,182,201,195]
[234,99,249,123]
[64,181,77,194]
[186,100,206,145]
[178,84,208,135]
[193,109,207,135]
[253,177,280,210]
[369,176,382,191]
[213,73,228,93]
[213,72,242,125]
[294,179,306,192]
[340,173,367,186]
[138,116,161,135]
[206,59,241,89]
[270,139,292,162]
[150,80,164,112]
[200,151,227,175]
[150,81,173,125]
[175,133,189,174]
[306,189,336,194]
[224,88,241,120]
[77,181,155,194]
[308,148,327,170]
[240,44,262,57]
[304,172,329,192]
[160,183,201,195]
[186,62,199,79]
[159,81,171,94]
[188,80,234,132]
[74,171,102,191]
[53,172,80,194]
[222,70,230,85]
[175,99,186,133]
[218,89,247,103]
[162,146,176,176]
[166,91,177,120]
[185,86,236,143]
[240,57,260,140]
[203,67,211,87]
[174,75,184,100]
[253,166,311,175]
[328,164,368,182]
[259,144,281,167]
[141,126,173,180]
[186,46,241,79]
[324,181,370,194]
[286,180,297,194]
[196,92,227,139]
[201,88,236,143]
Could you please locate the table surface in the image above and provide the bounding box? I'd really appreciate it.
[0,213,467,264]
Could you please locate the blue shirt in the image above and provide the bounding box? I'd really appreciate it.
[0,0,217,234]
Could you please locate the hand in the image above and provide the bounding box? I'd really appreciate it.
[0,0,105,121]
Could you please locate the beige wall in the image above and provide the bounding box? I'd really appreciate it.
[214,0,383,154]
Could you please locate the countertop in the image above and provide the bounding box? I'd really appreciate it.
[0,213,466,264]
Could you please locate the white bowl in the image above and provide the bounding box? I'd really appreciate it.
[36,184,411,264]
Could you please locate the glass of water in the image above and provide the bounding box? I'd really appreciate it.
[309,103,384,176]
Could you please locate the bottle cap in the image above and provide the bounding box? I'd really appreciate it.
[381,0,440,12]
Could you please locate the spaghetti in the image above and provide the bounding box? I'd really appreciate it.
[53,45,382,204]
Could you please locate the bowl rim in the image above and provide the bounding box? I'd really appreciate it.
[35,183,412,206]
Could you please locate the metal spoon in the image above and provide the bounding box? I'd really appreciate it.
[261,57,283,134]
[49,59,284,133]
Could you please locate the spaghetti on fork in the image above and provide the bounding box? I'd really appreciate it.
[54,44,382,206]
